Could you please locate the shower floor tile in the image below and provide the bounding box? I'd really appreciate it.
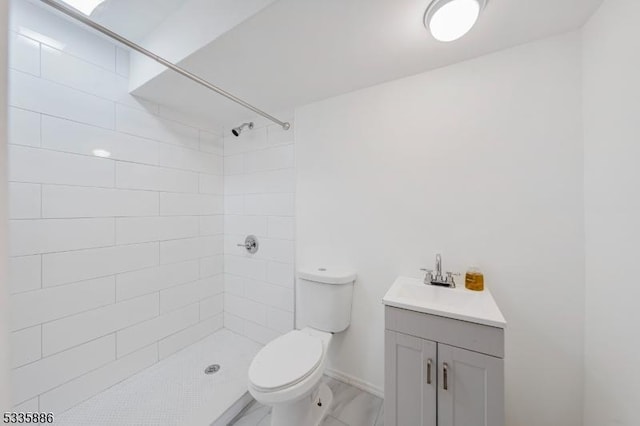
[55,329,262,426]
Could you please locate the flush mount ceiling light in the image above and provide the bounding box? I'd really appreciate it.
[424,0,486,42]
[59,0,106,15]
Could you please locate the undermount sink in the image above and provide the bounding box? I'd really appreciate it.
[383,276,506,328]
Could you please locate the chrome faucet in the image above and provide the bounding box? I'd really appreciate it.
[421,253,459,288]
[435,254,443,282]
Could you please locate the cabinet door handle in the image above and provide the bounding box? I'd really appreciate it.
[443,362,449,390]
[425,358,432,384]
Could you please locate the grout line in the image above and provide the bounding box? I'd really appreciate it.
[10,68,118,120]
[8,97,216,151]
[11,213,225,221]
[10,294,114,334]
[11,239,141,258]
[12,257,223,297]
[11,178,114,192]
[117,302,200,359]
[13,29,116,75]
[38,112,42,147]
[222,141,295,159]
[11,179,224,197]
[8,160,219,194]
[117,270,223,304]
[33,301,162,361]
[111,100,116,131]
[157,316,224,361]
[29,340,160,413]
[37,38,42,78]
[13,332,116,372]
[15,55,134,129]
[223,271,293,290]
[39,254,43,291]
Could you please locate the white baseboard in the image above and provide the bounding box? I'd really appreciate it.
[324,368,384,399]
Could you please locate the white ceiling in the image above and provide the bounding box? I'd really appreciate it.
[90,0,189,41]
[125,0,604,128]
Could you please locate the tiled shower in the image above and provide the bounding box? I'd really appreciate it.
[6,0,294,416]
[222,121,295,344]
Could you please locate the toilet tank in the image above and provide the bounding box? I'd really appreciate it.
[297,267,356,333]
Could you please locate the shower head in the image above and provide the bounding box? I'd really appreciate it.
[231,122,254,137]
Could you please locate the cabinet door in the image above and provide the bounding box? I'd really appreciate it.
[385,330,437,426]
[437,344,504,426]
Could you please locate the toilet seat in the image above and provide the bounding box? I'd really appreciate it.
[249,330,324,392]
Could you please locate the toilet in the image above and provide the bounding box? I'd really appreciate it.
[248,267,356,426]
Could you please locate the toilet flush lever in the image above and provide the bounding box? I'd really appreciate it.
[237,235,259,254]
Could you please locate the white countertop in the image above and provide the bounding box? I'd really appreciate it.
[383,276,506,328]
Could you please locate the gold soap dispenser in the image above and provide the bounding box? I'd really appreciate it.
[465,266,484,291]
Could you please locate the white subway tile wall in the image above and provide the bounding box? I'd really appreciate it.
[222,116,296,344]
[7,1,224,413]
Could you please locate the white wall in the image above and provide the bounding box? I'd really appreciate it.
[296,33,585,425]
[129,0,277,91]
[0,0,11,413]
[583,1,640,425]
[6,1,224,413]
[222,115,296,344]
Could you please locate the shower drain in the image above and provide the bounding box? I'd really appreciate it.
[204,364,221,375]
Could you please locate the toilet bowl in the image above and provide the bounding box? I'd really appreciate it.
[247,266,356,426]
[248,328,333,426]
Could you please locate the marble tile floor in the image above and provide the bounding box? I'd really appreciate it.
[230,377,384,426]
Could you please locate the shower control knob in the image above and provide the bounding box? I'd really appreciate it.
[237,235,259,254]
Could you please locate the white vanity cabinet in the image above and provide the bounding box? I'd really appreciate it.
[383,277,506,426]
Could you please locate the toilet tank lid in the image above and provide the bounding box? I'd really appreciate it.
[298,267,357,284]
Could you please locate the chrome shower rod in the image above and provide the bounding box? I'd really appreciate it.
[38,0,291,130]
